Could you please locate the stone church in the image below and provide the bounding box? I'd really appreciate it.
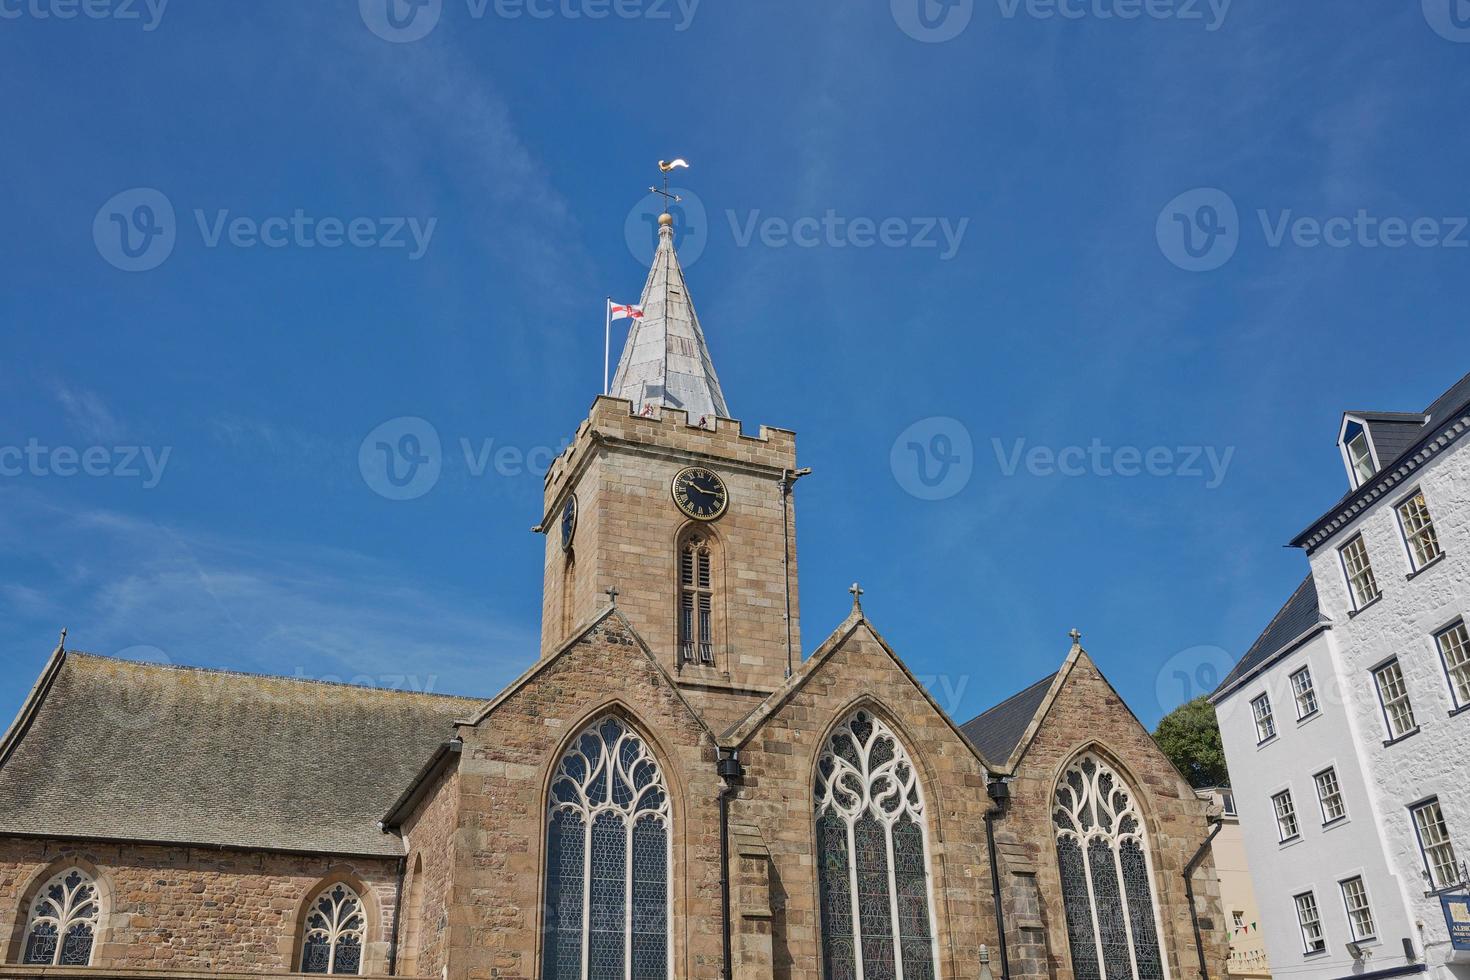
[0,210,1225,980]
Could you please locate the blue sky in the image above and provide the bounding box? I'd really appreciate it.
[3,0,1468,735]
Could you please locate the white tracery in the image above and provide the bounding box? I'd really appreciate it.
[814,709,939,980]
[300,883,366,975]
[22,868,101,966]
[543,715,671,980]
[1053,752,1169,980]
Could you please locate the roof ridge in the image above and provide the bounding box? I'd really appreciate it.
[961,671,1057,727]
[64,651,486,702]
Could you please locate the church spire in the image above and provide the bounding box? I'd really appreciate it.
[610,203,729,424]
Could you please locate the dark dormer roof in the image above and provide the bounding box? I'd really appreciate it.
[1211,575,1326,701]
[0,652,483,857]
[1293,369,1470,551]
[959,672,1057,765]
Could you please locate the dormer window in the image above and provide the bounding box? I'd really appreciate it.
[1341,420,1378,488]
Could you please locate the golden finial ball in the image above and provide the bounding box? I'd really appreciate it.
[659,213,674,227]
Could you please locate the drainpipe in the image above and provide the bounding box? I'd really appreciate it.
[1183,818,1224,980]
[387,854,407,975]
[984,776,1013,980]
[716,750,745,980]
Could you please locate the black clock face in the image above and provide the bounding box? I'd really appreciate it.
[672,466,729,521]
[561,494,577,551]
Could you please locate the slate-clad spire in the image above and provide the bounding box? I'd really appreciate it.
[610,213,729,423]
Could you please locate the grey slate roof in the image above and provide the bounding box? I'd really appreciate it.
[1211,575,1324,700]
[0,652,483,857]
[959,672,1057,765]
[610,215,729,423]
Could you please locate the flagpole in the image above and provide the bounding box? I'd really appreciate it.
[604,296,612,396]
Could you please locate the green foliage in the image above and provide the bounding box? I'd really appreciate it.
[1153,696,1230,789]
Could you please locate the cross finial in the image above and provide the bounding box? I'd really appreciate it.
[605,586,619,606]
[1068,627,1082,646]
[58,627,67,650]
[849,582,865,609]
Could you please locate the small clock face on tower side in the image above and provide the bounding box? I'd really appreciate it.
[671,466,728,521]
[561,494,577,551]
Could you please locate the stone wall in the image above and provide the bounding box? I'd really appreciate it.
[398,764,462,978]
[998,653,1227,980]
[0,838,399,975]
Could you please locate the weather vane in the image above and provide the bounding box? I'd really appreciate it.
[650,158,689,212]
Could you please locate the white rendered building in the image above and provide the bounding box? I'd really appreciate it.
[1212,371,1470,980]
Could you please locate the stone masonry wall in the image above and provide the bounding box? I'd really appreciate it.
[1000,654,1227,980]
[0,838,399,974]
[398,765,462,978]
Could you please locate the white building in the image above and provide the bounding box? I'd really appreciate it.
[1212,371,1470,980]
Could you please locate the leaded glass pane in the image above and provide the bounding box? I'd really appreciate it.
[24,923,59,966]
[630,816,668,979]
[302,938,331,974]
[1057,837,1101,980]
[894,815,935,980]
[817,810,857,980]
[1120,841,1164,980]
[1088,838,1131,980]
[543,810,585,980]
[22,868,102,968]
[333,935,362,975]
[855,816,896,977]
[588,812,627,979]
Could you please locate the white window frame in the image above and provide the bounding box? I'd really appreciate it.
[1410,798,1461,892]
[21,868,101,967]
[1251,693,1277,743]
[1396,489,1443,571]
[1273,789,1300,842]
[1339,534,1381,611]
[1313,768,1346,824]
[300,882,367,975]
[1220,791,1237,817]
[1290,667,1319,720]
[1339,418,1379,489]
[1373,659,1418,741]
[1293,891,1326,955]
[1339,876,1376,942]
[1436,620,1470,709]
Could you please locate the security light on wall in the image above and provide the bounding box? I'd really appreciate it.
[1346,942,1372,961]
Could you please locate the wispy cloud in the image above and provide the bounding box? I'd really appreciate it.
[53,386,125,443]
[0,489,534,699]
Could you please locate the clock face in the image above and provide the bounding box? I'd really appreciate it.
[671,466,729,521]
[561,494,577,551]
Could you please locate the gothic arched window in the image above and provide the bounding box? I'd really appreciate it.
[814,709,939,980]
[1053,752,1168,980]
[543,715,671,980]
[22,868,101,966]
[300,883,367,975]
[677,533,715,665]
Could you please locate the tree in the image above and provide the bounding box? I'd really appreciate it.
[1153,697,1230,789]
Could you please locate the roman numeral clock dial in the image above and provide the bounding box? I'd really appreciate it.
[671,466,729,521]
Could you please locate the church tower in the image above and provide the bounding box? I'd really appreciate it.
[538,210,803,730]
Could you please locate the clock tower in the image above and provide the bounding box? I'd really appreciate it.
[537,210,803,730]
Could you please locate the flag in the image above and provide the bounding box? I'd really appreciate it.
[610,302,643,321]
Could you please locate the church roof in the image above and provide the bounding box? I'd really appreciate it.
[0,650,483,857]
[609,214,729,423]
[958,672,1058,765]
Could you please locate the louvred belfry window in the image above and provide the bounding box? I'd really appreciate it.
[543,716,671,980]
[814,709,939,980]
[22,868,101,967]
[678,534,715,664]
[1053,753,1169,980]
[300,883,366,975]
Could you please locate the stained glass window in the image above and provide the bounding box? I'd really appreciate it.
[300,883,367,975]
[543,715,670,980]
[1054,753,1168,980]
[814,709,938,980]
[22,868,101,967]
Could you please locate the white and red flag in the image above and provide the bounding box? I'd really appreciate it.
[609,301,644,321]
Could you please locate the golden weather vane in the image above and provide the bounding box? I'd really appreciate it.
[651,158,689,212]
